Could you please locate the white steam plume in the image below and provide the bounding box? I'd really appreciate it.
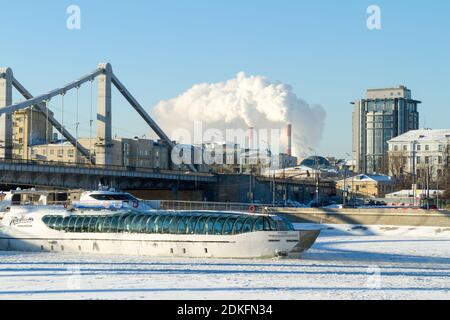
[152,72,326,156]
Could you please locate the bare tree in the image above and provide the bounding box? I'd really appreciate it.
[388,150,412,189]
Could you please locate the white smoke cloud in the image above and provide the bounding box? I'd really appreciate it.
[152,72,326,156]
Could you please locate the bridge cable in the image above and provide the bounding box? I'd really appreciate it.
[75,87,80,164]
[89,79,94,163]
[61,93,65,139]
[45,99,49,159]
[29,104,33,160]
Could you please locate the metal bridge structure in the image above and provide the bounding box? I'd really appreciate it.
[0,63,214,193]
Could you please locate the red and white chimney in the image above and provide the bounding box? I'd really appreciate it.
[286,124,292,156]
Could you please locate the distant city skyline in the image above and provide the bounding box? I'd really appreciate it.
[1,0,449,159]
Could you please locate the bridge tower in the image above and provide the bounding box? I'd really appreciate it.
[0,68,13,159]
[96,63,113,165]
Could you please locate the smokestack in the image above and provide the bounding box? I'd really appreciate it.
[286,124,292,156]
[248,127,255,150]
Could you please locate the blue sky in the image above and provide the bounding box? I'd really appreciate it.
[1,0,449,158]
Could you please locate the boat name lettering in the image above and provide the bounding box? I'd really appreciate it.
[10,216,34,227]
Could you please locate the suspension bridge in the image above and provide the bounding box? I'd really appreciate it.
[0,63,216,194]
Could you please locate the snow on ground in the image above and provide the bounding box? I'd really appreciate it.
[0,225,449,300]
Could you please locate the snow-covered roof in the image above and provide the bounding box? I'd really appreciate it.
[388,129,450,143]
[338,174,393,183]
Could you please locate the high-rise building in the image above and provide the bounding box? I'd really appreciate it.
[352,86,421,174]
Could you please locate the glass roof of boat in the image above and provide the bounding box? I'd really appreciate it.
[42,211,294,235]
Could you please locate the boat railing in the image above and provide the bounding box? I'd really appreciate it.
[10,200,69,206]
[157,200,277,213]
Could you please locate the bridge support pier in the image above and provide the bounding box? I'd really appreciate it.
[96,63,113,165]
[0,68,13,159]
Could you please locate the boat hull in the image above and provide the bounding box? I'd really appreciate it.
[0,227,318,259]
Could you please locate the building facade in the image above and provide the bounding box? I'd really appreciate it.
[12,108,54,160]
[352,86,421,174]
[336,174,396,199]
[387,129,450,185]
[29,137,170,170]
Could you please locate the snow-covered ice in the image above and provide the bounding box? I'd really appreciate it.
[0,224,449,300]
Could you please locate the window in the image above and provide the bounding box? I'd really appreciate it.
[253,218,264,232]
[394,145,398,151]
[232,217,246,234]
[109,215,120,233]
[177,216,190,234]
[130,214,145,233]
[417,145,421,151]
[168,216,180,234]
[213,217,227,235]
[161,215,172,233]
[117,214,129,232]
[74,217,84,233]
[425,145,429,151]
[194,216,208,234]
[155,215,165,233]
[42,213,285,235]
[96,216,105,232]
[403,145,407,151]
[187,215,199,234]
[438,156,443,164]
[242,218,255,233]
[88,217,98,233]
[425,156,430,164]
[205,216,216,235]
[222,217,237,235]
[417,157,421,165]
[144,215,158,233]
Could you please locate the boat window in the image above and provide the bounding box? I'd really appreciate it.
[177,216,189,234]
[95,216,105,232]
[130,214,144,232]
[213,217,227,235]
[48,216,58,229]
[187,215,199,234]
[263,218,271,231]
[154,215,165,233]
[269,219,278,231]
[160,215,171,233]
[222,217,237,235]
[145,215,157,233]
[103,216,115,233]
[106,215,119,233]
[242,217,255,233]
[54,216,64,231]
[205,216,216,235]
[80,216,91,233]
[253,218,264,231]
[88,217,98,233]
[62,216,71,231]
[116,213,130,232]
[135,215,148,233]
[276,218,295,231]
[68,216,77,231]
[232,216,246,234]
[123,214,134,233]
[194,216,208,234]
[42,216,52,225]
[90,193,136,201]
[168,216,180,234]
[74,216,85,232]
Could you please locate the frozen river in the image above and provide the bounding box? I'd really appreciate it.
[0,224,449,300]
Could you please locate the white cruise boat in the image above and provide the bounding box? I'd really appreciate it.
[72,189,161,211]
[0,190,320,259]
